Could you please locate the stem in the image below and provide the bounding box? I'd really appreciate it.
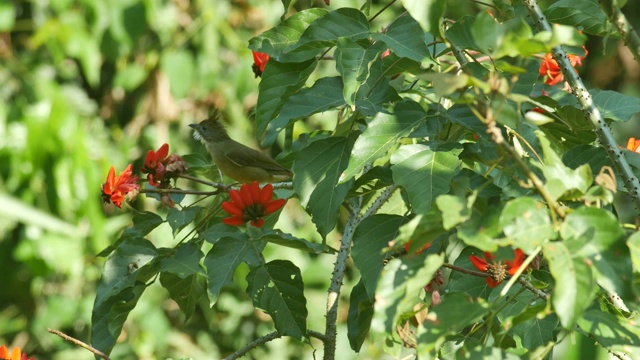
[598,0,640,64]
[323,185,398,360]
[523,0,640,212]
[139,188,220,196]
[223,331,281,360]
[47,329,111,360]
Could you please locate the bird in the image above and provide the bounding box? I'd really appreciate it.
[189,113,292,183]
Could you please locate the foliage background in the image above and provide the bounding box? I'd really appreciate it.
[0,0,639,359]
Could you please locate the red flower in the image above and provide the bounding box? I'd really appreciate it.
[251,51,269,77]
[141,144,187,186]
[101,164,139,208]
[0,345,34,360]
[469,249,525,288]
[221,181,286,228]
[626,138,640,153]
[539,48,588,86]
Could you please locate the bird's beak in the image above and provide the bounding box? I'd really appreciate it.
[188,124,198,129]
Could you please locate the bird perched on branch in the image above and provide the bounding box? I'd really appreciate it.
[189,113,292,183]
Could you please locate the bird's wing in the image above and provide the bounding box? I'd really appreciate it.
[223,145,290,173]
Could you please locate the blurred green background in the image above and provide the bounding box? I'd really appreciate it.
[1,0,639,359]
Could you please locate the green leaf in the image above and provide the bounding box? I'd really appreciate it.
[586,89,640,122]
[354,56,401,116]
[249,8,328,60]
[415,292,488,355]
[352,214,405,298]
[537,131,592,200]
[260,231,335,254]
[256,58,317,147]
[436,192,476,230]
[391,143,462,214]
[400,0,446,36]
[543,242,595,329]
[342,99,426,182]
[92,238,159,355]
[204,236,264,306]
[544,0,616,37]
[371,254,444,341]
[448,246,493,298]
[371,15,430,62]
[263,76,346,147]
[159,272,205,321]
[396,211,446,254]
[335,38,385,106]
[293,136,354,239]
[285,8,370,61]
[161,50,194,98]
[499,197,556,253]
[576,310,640,357]
[458,203,504,253]
[420,73,470,98]
[160,242,204,278]
[246,260,308,341]
[629,231,640,273]
[166,206,201,237]
[347,280,374,352]
[445,16,479,50]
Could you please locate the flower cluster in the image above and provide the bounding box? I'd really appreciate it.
[141,143,188,187]
[251,51,269,78]
[101,164,139,208]
[539,48,588,86]
[101,143,186,208]
[222,181,286,228]
[469,248,525,288]
[0,345,33,360]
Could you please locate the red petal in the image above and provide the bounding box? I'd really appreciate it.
[250,218,265,228]
[223,216,246,226]
[228,189,246,209]
[507,249,526,275]
[486,277,500,288]
[0,345,9,358]
[249,181,261,203]
[264,198,286,215]
[469,254,487,271]
[156,143,169,160]
[259,183,274,205]
[144,149,156,168]
[239,183,254,206]
[222,201,244,216]
[103,166,116,194]
[483,252,494,260]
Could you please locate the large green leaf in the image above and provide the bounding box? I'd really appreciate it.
[256,59,317,146]
[347,280,374,352]
[400,0,445,37]
[166,206,201,237]
[285,8,370,60]
[249,8,328,60]
[342,99,426,182]
[370,254,444,341]
[371,14,430,62]
[159,272,205,321]
[204,236,265,306]
[160,242,205,278]
[544,0,616,37]
[246,260,308,341]
[572,89,640,122]
[335,38,385,106]
[352,214,405,298]
[543,242,595,329]
[293,136,354,239]
[391,142,462,214]
[415,292,488,356]
[499,197,556,253]
[576,310,640,358]
[91,237,159,355]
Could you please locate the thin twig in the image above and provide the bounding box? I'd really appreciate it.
[139,188,221,196]
[223,331,281,360]
[47,329,111,360]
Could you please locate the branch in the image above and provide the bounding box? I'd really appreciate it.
[323,184,399,360]
[598,0,640,64]
[523,0,640,212]
[47,329,111,360]
[223,331,281,360]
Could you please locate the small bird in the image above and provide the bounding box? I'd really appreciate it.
[189,113,292,183]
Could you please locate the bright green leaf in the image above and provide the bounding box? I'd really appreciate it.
[371,15,430,62]
[400,0,445,37]
[499,197,556,253]
[166,206,201,237]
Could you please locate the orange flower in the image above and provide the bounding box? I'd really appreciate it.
[251,51,269,77]
[101,164,139,208]
[141,144,187,186]
[469,249,525,288]
[222,181,285,228]
[0,345,34,360]
[626,138,640,153]
[539,48,588,86]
